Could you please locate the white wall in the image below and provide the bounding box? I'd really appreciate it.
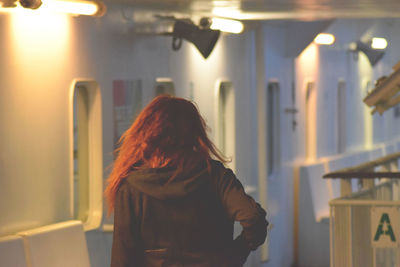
[309,18,400,158]
[260,23,295,267]
[169,30,258,186]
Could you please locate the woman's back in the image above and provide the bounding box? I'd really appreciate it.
[111,161,267,266]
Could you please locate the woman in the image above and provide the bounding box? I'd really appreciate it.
[105,95,268,267]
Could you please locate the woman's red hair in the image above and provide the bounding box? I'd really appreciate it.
[105,95,227,213]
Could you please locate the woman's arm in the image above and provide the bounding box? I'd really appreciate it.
[216,167,269,264]
[111,185,143,267]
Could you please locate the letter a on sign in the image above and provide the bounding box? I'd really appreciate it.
[371,207,400,248]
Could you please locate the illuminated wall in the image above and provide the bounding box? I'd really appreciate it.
[296,43,319,161]
[0,2,171,244]
[310,19,400,158]
[0,11,73,236]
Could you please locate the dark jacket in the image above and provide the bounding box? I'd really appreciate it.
[111,160,268,267]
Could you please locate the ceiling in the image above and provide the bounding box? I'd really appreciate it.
[104,0,400,21]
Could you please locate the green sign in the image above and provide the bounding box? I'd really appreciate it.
[374,213,396,242]
[371,207,400,248]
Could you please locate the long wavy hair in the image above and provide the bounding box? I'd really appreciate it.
[105,95,227,213]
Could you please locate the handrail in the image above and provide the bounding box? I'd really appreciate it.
[323,151,400,197]
[325,152,400,174]
[337,179,393,200]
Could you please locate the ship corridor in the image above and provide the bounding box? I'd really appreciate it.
[2,1,400,266]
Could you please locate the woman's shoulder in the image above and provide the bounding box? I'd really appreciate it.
[117,178,138,195]
[209,160,236,182]
[116,179,129,193]
[210,159,227,171]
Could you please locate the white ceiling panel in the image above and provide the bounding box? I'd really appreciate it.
[104,0,400,20]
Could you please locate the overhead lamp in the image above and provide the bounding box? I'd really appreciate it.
[46,0,106,16]
[0,0,106,16]
[350,40,386,66]
[210,18,243,34]
[167,19,220,59]
[371,37,388,50]
[314,33,335,45]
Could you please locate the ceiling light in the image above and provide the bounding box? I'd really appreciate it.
[212,7,240,18]
[46,0,105,16]
[371,37,388,50]
[314,33,335,45]
[210,18,243,34]
[0,0,106,16]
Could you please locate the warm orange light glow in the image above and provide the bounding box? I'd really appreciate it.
[10,9,71,82]
[297,43,319,162]
[11,8,69,47]
[314,33,335,45]
[0,8,12,13]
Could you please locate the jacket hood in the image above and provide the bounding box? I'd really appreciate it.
[124,164,210,200]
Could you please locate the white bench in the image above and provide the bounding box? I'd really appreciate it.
[18,220,91,267]
[0,235,28,267]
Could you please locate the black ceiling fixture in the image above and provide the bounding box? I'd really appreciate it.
[162,18,220,59]
[351,40,386,66]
